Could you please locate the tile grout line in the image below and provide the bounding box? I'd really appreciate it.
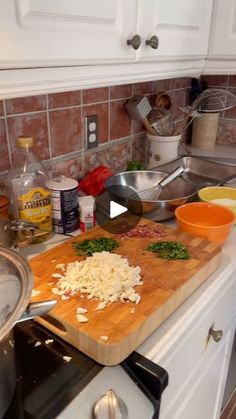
[80,90,85,175]
[2,100,12,166]
[227,395,236,419]
[46,94,52,159]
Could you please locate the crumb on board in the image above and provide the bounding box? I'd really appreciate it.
[76,314,88,323]
[52,273,63,278]
[56,263,65,270]
[76,307,87,314]
[34,341,42,347]
[100,336,109,342]
[61,294,69,301]
[31,289,41,297]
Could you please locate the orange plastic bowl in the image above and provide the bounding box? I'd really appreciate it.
[175,202,235,244]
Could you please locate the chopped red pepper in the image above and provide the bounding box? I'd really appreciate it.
[79,166,112,196]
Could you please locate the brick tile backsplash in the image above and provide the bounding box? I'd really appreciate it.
[0,119,9,171]
[0,76,235,182]
[7,112,50,160]
[49,107,82,157]
[0,101,4,117]
[5,95,46,115]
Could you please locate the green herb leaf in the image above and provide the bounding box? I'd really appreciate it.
[147,240,190,260]
[72,237,119,256]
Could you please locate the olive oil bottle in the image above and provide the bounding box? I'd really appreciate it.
[8,136,52,243]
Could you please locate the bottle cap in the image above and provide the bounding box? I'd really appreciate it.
[17,136,34,148]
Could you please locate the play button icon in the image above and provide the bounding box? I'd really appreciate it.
[95,185,142,234]
[110,201,127,218]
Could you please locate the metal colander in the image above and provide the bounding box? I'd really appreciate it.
[197,88,236,113]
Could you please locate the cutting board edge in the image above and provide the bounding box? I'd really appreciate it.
[35,249,222,366]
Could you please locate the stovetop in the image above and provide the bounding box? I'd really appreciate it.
[4,320,168,419]
[5,321,102,419]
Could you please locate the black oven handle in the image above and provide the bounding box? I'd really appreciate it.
[121,351,168,419]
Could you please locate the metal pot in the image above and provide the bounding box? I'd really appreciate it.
[0,246,56,418]
[0,219,39,249]
[105,170,197,221]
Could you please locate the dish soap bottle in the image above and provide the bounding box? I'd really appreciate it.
[8,136,52,243]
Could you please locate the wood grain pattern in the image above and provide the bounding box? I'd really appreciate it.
[29,219,222,365]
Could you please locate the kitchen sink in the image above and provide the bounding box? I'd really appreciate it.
[158,155,236,188]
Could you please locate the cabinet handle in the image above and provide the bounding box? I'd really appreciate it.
[146,35,159,49]
[127,34,141,50]
[208,327,223,343]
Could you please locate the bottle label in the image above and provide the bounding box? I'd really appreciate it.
[18,187,52,231]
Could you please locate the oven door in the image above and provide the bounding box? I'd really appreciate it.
[57,351,168,419]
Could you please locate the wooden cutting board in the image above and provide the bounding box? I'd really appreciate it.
[29,218,222,365]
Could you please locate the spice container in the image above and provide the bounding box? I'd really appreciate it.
[46,176,79,234]
[79,196,96,232]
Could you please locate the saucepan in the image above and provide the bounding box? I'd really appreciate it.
[0,218,40,249]
[0,246,57,418]
[105,170,197,221]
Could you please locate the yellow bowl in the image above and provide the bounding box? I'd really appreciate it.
[175,202,235,244]
[198,186,236,223]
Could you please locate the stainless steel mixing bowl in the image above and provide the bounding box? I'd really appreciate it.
[105,170,197,221]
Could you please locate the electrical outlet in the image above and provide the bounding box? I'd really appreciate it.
[85,115,99,149]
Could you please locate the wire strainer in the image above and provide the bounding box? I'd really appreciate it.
[173,88,236,135]
[197,88,236,113]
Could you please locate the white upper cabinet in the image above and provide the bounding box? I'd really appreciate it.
[0,0,137,68]
[137,0,212,61]
[0,0,214,98]
[0,0,212,69]
[204,0,236,74]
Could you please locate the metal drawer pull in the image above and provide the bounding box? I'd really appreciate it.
[209,327,223,343]
[127,34,141,50]
[146,35,159,49]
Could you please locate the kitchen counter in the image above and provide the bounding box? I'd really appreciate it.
[20,223,236,419]
[185,143,236,165]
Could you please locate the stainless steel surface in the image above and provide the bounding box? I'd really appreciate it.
[137,166,184,200]
[218,173,236,186]
[0,246,33,418]
[159,156,236,189]
[93,389,128,419]
[17,300,57,323]
[125,96,156,135]
[126,34,141,50]
[0,246,33,340]
[145,35,159,49]
[197,89,236,113]
[0,218,39,249]
[0,246,57,418]
[105,170,197,221]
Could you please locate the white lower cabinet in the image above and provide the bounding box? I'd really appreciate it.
[148,267,236,419]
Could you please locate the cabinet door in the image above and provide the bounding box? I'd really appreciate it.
[0,0,136,68]
[161,325,235,419]
[208,0,236,57]
[137,0,213,61]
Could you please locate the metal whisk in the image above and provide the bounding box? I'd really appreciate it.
[136,166,185,201]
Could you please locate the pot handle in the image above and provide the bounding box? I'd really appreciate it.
[16,300,57,323]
